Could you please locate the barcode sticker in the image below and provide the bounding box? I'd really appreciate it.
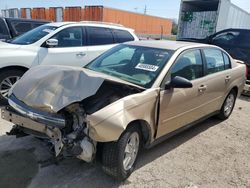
[135,63,159,72]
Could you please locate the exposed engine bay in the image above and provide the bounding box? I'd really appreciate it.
[4,80,143,163]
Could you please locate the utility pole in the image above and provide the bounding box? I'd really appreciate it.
[144,5,147,14]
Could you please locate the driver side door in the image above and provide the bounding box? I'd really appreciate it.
[38,26,89,67]
[156,49,210,138]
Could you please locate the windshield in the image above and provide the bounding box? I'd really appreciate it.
[10,25,58,45]
[86,44,174,88]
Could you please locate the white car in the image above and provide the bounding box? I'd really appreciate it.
[0,21,138,102]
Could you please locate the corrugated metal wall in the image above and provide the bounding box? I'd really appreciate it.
[84,6,103,21]
[64,7,82,21]
[178,11,217,38]
[4,6,173,36]
[103,7,172,35]
[21,8,32,19]
[31,8,47,20]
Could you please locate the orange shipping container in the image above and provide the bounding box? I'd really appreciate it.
[48,7,64,22]
[20,8,32,19]
[31,8,47,20]
[84,6,103,21]
[64,7,81,21]
[102,7,172,36]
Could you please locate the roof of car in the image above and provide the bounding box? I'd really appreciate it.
[125,40,211,50]
[45,21,132,30]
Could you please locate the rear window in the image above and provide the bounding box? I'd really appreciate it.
[112,29,135,43]
[86,26,114,45]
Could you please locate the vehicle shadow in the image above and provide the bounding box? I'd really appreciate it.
[0,117,222,188]
[135,117,221,170]
[239,95,250,102]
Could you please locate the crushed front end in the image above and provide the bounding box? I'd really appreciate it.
[1,94,96,162]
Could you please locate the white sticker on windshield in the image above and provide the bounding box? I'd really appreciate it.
[43,29,53,33]
[135,63,159,72]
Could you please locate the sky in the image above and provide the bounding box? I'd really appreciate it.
[0,0,250,19]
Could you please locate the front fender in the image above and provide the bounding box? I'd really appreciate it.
[87,89,159,142]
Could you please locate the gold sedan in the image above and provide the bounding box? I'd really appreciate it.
[2,41,247,180]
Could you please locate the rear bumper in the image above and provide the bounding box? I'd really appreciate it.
[1,106,64,156]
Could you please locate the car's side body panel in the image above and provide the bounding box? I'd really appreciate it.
[87,88,159,142]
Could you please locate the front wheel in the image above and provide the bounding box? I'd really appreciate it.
[101,126,141,181]
[217,90,236,120]
[0,69,25,104]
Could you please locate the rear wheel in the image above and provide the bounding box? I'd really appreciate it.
[0,69,25,104]
[102,126,141,181]
[217,90,236,120]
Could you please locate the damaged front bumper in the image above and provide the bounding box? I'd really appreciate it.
[1,106,64,156]
[8,94,66,128]
[1,95,96,162]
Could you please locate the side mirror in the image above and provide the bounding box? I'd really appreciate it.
[46,39,58,48]
[165,76,193,89]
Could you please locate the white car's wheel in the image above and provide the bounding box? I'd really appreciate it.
[0,69,25,103]
[102,126,141,180]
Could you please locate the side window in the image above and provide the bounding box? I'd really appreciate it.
[203,49,225,74]
[112,29,134,43]
[51,27,83,47]
[212,31,240,46]
[171,50,203,81]
[86,27,114,45]
[223,53,231,70]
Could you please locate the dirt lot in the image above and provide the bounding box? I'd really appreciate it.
[0,96,249,188]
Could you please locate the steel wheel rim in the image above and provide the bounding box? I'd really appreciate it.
[123,132,140,171]
[224,93,235,117]
[0,76,20,98]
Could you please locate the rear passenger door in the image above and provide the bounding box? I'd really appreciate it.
[202,48,233,110]
[85,26,117,63]
[39,26,88,67]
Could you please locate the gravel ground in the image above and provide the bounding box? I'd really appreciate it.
[0,96,249,188]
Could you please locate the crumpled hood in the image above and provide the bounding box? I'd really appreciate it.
[10,65,105,113]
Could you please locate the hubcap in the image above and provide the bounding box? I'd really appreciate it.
[0,76,20,99]
[224,93,235,117]
[123,132,140,171]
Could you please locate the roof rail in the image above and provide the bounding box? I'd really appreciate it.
[80,21,124,27]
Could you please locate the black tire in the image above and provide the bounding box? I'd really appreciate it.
[217,89,237,120]
[0,69,26,104]
[101,126,141,181]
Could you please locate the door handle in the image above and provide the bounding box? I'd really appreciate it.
[76,52,86,57]
[198,85,207,92]
[225,75,231,82]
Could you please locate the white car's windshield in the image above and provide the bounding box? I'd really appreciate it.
[86,44,174,88]
[10,25,58,45]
